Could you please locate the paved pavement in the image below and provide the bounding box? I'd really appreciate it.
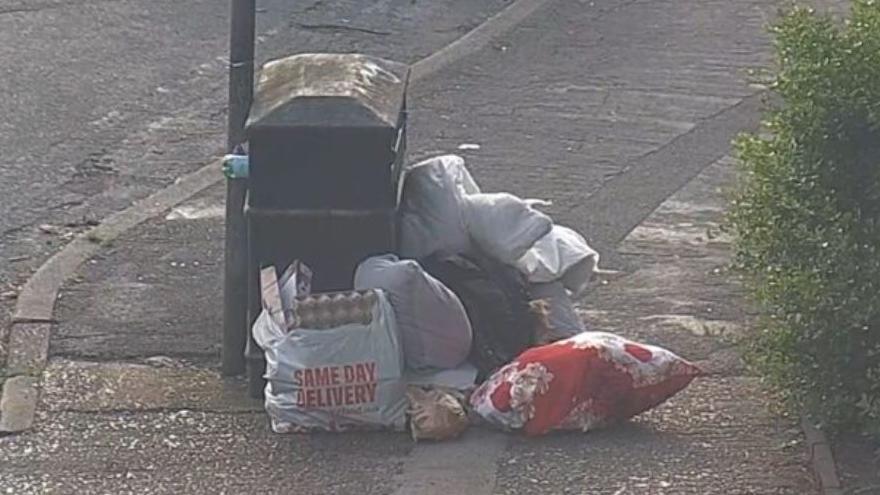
[0,0,848,492]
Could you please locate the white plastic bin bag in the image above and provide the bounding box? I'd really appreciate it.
[398,155,480,259]
[516,225,600,298]
[462,192,553,265]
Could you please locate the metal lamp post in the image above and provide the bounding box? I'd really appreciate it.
[222,0,256,375]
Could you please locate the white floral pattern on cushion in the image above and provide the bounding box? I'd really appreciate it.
[508,362,555,422]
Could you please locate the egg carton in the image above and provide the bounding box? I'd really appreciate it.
[291,289,378,330]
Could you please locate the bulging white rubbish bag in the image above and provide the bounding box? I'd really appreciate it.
[398,155,480,259]
[462,192,553,266]
[516,225,600,298]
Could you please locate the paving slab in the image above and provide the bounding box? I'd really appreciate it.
[495,377,811,495]
[40,358,261,413]
[0,410,411,495]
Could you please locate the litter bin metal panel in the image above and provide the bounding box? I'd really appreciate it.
[247,126,400,210]
[245,206,396,292]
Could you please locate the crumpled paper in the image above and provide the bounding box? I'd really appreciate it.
[407,386,469,442]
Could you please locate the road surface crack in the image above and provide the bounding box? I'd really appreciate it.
[294,22,392,36]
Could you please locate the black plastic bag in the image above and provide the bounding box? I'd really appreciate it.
[420,250,535,378]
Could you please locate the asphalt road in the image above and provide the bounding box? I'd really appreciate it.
[0,0,509,327]
[2,0,238,236]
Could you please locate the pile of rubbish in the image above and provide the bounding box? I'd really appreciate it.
[252,155,701,440]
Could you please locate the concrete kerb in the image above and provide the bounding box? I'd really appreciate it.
[0,0,553,434]
[6,323,51,377]
[0,376,38,433]
[801,416,845,495]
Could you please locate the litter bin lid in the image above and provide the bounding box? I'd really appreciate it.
[246,53,409,131]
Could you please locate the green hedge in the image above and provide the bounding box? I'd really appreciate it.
[730,0,880,436]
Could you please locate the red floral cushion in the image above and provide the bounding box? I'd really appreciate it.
[470,332,701,436]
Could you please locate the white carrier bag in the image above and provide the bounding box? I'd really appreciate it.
[252,264,407,433]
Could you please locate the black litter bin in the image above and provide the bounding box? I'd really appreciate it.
[243,53,409,397]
